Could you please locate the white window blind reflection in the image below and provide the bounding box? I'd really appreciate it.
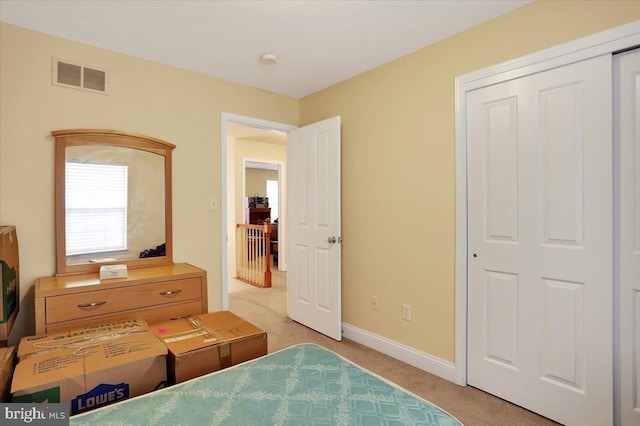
[266,179,279,222]
[65,161,128,256]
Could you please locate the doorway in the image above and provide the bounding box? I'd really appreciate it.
[244,160,281,228]
[230,159,283,293]
[220,114,295,310]
[222,113,343,341]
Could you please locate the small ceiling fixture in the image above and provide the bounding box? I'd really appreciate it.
[260,53,277,65]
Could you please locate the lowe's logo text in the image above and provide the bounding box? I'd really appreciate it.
[71,383,129,414]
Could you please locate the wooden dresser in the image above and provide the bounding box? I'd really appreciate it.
[246,207,271,224]
[35,263,207,335]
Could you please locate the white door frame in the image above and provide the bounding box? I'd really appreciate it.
[454,21,640,386]
[221,113,296,310]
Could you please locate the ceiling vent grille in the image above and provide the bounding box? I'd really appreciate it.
[52,58,108,94]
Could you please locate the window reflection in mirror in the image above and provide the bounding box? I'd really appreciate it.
[64,145,165,265]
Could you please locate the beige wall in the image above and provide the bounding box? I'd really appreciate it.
[246,168,278,200]
[299,1,640,362]
[0,22,298,344]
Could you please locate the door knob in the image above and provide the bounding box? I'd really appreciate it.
[328,236,337,244]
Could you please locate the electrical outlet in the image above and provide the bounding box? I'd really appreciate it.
[371,296,379,311]
[402,304,411,321]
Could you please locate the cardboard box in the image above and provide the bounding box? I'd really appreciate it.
[11,318,167,415]
[0,346,15,402]
[152,311,267,384]
[0,226,19,341]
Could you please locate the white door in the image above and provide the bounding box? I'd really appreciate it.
[616,48,640,426]
[287,116,342,340]
[467,55,612,425]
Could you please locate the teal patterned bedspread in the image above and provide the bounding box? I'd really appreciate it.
[71,343,462,425]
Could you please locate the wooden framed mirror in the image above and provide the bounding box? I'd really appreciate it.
[53,129,174,276]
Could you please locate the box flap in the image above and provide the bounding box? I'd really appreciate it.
[152,316,222,355]
[11,349,85,393]
[17,318,163,362]
[152,311,265,356]
[197,311,265,341]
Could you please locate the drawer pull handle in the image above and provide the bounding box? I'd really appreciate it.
[77,301,107,308]
[160,289,182,296]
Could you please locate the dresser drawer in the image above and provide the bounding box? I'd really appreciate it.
[45,278,202,323]
[43,300,205,335]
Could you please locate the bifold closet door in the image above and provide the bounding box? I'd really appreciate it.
[616,48,640,426]
[467,54,612,425]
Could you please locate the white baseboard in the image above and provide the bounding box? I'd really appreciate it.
[341,322,462,385]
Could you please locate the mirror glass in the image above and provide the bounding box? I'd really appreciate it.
[54,130,174,276]
[65,145,165,265]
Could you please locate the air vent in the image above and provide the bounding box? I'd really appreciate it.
[52,58,108,94]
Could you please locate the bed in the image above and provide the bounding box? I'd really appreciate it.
[71,343,462,425]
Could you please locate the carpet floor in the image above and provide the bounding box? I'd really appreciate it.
[229,269,559,426]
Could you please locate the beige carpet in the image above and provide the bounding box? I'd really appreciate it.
[229,269,559,426]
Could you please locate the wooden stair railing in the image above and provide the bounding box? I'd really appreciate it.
[235,220,272,288]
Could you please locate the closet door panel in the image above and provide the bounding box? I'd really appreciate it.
[468,54,612,426]
[616,47,640,426]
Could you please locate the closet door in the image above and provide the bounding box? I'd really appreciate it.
[616,48,640,426]
[467,54,612,425]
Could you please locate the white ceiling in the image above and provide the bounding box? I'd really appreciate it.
[0,0,531,98]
